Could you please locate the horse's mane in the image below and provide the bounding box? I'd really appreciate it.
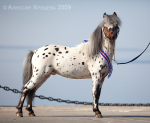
[89,13,121,56]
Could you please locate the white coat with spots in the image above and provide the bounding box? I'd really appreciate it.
[16,12,121,118]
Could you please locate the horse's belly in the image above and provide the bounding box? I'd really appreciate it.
[54,64,91,79]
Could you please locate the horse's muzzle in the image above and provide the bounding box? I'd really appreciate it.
[103,27,118,40]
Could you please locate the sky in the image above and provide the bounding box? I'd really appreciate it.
[0,0,150,106]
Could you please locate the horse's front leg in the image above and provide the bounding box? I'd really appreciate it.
[92,72,103,118]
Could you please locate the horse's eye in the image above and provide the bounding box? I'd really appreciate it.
[117,28,120,33]
[116,25,119,29]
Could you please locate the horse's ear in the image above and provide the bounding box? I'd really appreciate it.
[103,12,106,18]
[113,12,117,16]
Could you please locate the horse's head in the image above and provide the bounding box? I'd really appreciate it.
[89,12,121,55]
[102,12,121,41]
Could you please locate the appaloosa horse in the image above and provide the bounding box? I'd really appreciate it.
[16,12,121,118]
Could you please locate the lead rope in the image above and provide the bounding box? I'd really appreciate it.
[112,43,118,64]
[112,42,150,65]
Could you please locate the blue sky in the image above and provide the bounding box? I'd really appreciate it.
[0,0,150,106]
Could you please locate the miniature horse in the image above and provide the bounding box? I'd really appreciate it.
[16,12,121,118]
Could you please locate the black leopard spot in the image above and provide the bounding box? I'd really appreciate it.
[55,48,59,52]
[82,62,84,65]
[44,48,48,51]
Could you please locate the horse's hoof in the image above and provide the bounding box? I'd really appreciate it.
[16,112,23,117]
[29,113,36,117]
[95,113,103,118]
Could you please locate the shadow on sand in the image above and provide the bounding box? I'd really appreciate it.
[35,115,150,118]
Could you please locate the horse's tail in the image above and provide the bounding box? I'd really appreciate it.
[22,50,34,87]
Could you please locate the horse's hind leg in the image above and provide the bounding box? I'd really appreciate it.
[16,87,30,117]
[25,74,51,117]
[16,78,41,117]
[26,89,36,116]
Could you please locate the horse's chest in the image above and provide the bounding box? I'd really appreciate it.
[92,55,109,69]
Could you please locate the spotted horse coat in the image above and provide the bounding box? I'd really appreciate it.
[16,12,121,118]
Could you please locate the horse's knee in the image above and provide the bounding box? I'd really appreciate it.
[93,84,101,98]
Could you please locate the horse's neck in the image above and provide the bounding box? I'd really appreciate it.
[101,39,115,61]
